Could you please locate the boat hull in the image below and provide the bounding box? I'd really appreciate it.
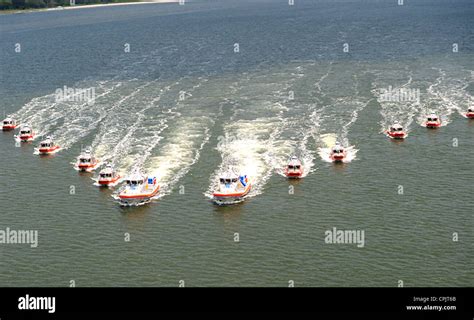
[118,185,160,205]
[2,125,17,131]
[19,135,34,142]
[466,113,474,119]
[284,170,303,178]
[426,122,441,128]
[388,132,406,139]
[38,146,60,154]
[77,162,100,172]
[213,184,251,203]
[331,155,345,163]
[98,176,121,186]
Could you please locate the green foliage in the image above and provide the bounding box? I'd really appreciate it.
[25,0,46,8]
[0,0,13,10]
[11,0,26,9]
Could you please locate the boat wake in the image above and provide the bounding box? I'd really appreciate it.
[271,110,316,178]
[205,67,305,199]
[373,73,419,138]
[84,79,181,192]
[298,62,368,163]
[205,118,280,200]
[268,64,320,178]
[144,118,212,199]
[315,97,367,163]
[317,133,357,163]
[116,77,216,200]
[11,44,183,148]
[417,67,472,127]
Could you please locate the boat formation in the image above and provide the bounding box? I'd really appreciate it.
[2,107,473,206]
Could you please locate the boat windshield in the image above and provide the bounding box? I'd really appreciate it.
[80,158,91,163]
[21,130,30,134]
[397,127,403,131]
[219,178,225,183]
[232,178,238,183]
[295,165,301,169]
[288,165,294,169]
[333,149,341,154]
[41,143,50,147]
[3,121,10,125]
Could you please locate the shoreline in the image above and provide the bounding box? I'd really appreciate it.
[0,0,179,15]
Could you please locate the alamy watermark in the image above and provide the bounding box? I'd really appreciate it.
[0,227,38,248]
[18,294,55,313]
[55,85,95,105]
[217,133,257,149]
[325,227,365,248]
[378,86,420,104]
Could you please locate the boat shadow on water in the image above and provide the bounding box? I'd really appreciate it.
[119,202,155,216]
[389,138,406,145]
[211,198,248,217]
[77,170,94,177]
[37,153,58,159]
[328,161,348,173]
[287,177,304,186]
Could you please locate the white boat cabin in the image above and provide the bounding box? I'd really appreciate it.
[390,123,404,132]
[219,172,239,185]
[20,127,32,135]
[332,144,345,154]
[79,148,94,163]
[3,118,15,126]
[79,155,93,163]
[99,165,116,179]
[287,156,302,170]
[125,173,145,186]
[40,137,56,148]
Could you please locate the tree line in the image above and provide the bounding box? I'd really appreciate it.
[0,0,136,10]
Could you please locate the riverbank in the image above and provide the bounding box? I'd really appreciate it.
[0,0,179,15]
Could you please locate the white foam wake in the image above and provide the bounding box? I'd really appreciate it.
[205,117,282,199]
[145,118,212,198]
[417,67,472,127]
